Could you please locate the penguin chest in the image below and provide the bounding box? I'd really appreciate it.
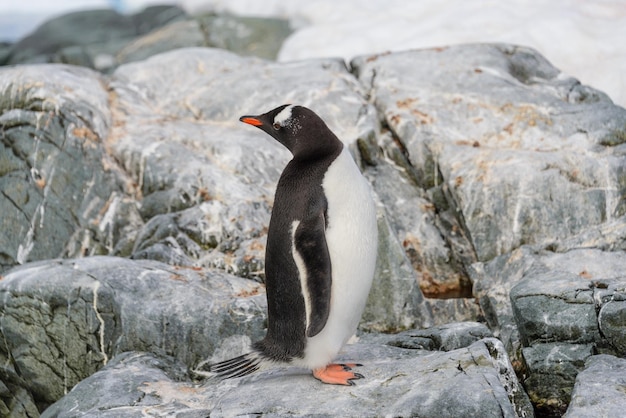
[299,148,378,368]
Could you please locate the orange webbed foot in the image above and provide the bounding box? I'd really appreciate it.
[312,363,364,386]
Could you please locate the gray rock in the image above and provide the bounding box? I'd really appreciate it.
[428,297,485,325]
[115,19,207,66]
[352,44,626,263]
[41,352,192,418]
[4,6,187,68]
[365,154,474,298]
[521,343,594,415]
[0,256,266,410]
[3,42,626,416]
[564,354,626,418]
[0,41,12,65]
[360,205,434,332]
[0,64,131,273]
[385,322,493,351]
[510,271,599,346]
[473,247,626,415]
[5,9,136,65]
[107,47,377,280]
[43,339,533,418]
[471,247,626,348]
[3,6,291,73]
[197,13,293,60]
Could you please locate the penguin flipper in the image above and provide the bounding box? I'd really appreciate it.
[293,213,332,338]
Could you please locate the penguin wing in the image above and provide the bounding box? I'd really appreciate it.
[293,212,332,338]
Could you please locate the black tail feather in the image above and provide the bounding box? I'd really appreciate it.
[208,353,262,380]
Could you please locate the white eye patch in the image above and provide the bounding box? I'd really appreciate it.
[273,105,294,127]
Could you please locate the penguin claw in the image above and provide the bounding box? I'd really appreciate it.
[338,362,362,369]
[313,363,364,386]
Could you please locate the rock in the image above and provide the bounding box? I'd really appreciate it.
[0,41,11,65]
[564,354,626,417]
[196,13,293,60]
[595,280,626,356]
[117,12,292,66]
[473,247,626,416]
[0,64,131,273]
[352,44,626,264]
[521,343,594,415]
[365,154,474,298]
[427,297,485,325]
[385,322,493,351]
[3,7,291,73]
[4,7,187,68]
[41,352,192,418]
[3,41,626,417]
[107,47,376,281]
[43,339,533,418]
[115,19,207,67]
[0,256,266,411]
[5,9,137,65]
[360,205,434,332]
[510,271,599,346]
[131,5,188,35]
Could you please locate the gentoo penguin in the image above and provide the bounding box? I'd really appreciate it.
[207,104,378,385]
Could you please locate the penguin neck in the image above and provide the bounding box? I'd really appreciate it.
[291,132,343,163]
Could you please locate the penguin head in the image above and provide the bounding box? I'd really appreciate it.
[240,104,342,159]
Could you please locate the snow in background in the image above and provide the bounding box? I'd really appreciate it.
[1,0,625,108]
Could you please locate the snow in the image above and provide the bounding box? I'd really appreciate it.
[182,0,626,108]
[1,0,625,107]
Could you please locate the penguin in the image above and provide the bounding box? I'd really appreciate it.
[207,104,378,385]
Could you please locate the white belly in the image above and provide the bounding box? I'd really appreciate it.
[295,148,378,370]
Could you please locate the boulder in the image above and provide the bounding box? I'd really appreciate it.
[0,256,266,411]
[473,247,626,415]
[521,343,594,415]
[4,6,187,69]
[116,13,292,67]
[43,338,532,418]
[2,7,292,73]
[352,44,626,265]
[0,64,132,273]
[564,354,626,418]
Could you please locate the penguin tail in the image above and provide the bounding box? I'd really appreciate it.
[192,352,263,381]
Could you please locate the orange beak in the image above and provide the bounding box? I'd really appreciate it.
[240,116,263,126]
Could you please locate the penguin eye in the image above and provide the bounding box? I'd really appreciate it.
[272,122,281,130]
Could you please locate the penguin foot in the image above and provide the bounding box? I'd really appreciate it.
[313,363,364,386]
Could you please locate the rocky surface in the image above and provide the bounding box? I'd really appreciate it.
[564,354,626,418]
[0,64,131,272]
[1,6,292,72]
[0,256,266,412]
[43,338,533,418]
[1,8,626,417]
[2,6,188,68]
[472,247,626,415]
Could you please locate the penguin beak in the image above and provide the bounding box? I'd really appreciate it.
[240,116,263,126]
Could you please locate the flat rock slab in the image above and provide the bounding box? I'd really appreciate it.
[43,338,533,418]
